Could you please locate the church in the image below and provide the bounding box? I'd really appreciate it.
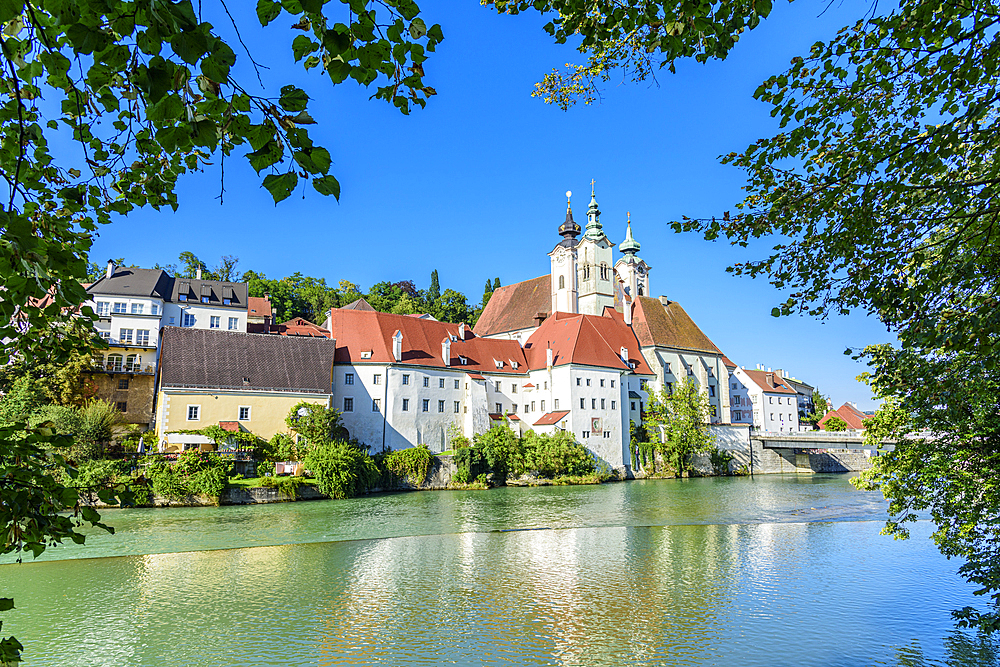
[325,185,732,473]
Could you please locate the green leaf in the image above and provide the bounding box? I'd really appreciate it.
[278,85,308,112]
[312,174,340,200]
[262,172,299,203]
[300,0,324,12]
[770,307,780,317]
[408,18,427,40]
[171,30,209,65]
[291,35,318,62]
[0,0,22,24]
[256,0,281,26]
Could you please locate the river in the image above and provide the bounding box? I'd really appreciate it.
[2,474,997,666]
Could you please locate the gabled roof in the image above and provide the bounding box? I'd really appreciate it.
[87,268,173,299]
[341,297,375,311]
[534,410,571,426]
[522,312,653,375]
[474,275,550,336]
[819,403,871,430]
[741,369,797,395]
[328,308,528,374]
[248,296,272,318]
[630,296,721,354]
[277,317,331,338]
[158,327,335,393]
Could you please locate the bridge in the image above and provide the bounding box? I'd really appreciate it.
[754,432,892,452]
[748,432,891,474]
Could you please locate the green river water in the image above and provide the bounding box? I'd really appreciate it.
[2,474,997,666]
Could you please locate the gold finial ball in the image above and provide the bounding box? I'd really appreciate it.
[565,190,572,199]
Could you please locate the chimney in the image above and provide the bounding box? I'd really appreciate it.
[458,323,465,340]
[534,311,547,326]
[659,296,670,307]
[546,348,553,369]
[774,369,784,379]
[392,330,402,362]
[620,346,629,364]
[765,372,774,388]
[196,267,202,280]
[105,259,115,279]
[624,300,632,326]
[442,337,451,366]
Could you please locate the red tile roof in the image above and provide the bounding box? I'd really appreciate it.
[630,296,721,354]
[277,317,331,338]
[819,403,871,430]
[248,296,272,318]
[489,413,504,421]
[218,421,240,432]
[474,275,550,336]
[341,297,375,311]
[523,312,654,375]
[508,414,521,421]
[742,369,797,395]
[328,309,528,374]
[534,410,571,426]
[721,355,738,369]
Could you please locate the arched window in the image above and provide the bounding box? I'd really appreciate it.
[107,354,123,371]
[125,354,138,372]
[583,265,590,280]
[558,274,565,290]
[600,263,608,280]
[638,284,644,296]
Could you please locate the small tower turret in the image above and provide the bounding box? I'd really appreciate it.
[614,212,652,311]
[550,190,580,314]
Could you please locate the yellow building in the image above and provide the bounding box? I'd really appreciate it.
[155,327,336,442]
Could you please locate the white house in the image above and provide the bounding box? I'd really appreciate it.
[731,366,801,433]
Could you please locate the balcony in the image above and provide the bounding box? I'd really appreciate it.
[89,361,155,375]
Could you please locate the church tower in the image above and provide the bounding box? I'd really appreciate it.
[549,191,580,314]
[614,213,651,308]
[576,182,616,315]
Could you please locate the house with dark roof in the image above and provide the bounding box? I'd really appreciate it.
[154,327,336,445]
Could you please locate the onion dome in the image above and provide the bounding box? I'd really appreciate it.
[558,191,581,239]
[619,213,641,255]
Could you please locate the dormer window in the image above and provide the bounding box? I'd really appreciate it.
[510,361,519,370]
[494,359,503,369]
[360,350,372,359]
[201,296,210,304]
[179,294,187,302]
[459,356,468,365]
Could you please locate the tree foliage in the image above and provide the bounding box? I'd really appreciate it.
[642,378,714,475]
[822,415,848,432]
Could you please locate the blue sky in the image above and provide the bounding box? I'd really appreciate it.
[89,0,892,411]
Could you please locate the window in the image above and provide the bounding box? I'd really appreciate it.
[576,377,581,386]
[554,399,559,409]
[228,317,239,330]
[601,398,606,409]
[169,316,176,325]
[510,404,517,413]
[543,381,547,390]
[665,363,672,374]
[136,330,150,346]
[118,378,129,390]
[130,303,144,314]
[439,378,445,389]
[201,296,210,304]
[96,302,110,316]
[540,400,545,412]
[107,354,123,371]
[223,298,231,306]
[454,401,460,413]
[599,379,605,387]
[187,405,200,421]
[113,302,127,313]
[611,400,616,410]
[711,406,718,417]
[708,385,716,397]
[708,368,714,377]
[402,374,410,385]
[603,431,610,438]
[511,384,517,393]
[344,398,354,412]
[591,398,597,409]
[345,373,354,385]
[665,382,673,395]
[374,374,382,385]
[373,399,381,412]
[179,294,187,302]
[531,401,536,412]
[210,316,220,329]
[496,403,503,413]
[454,379,460,389]
[423,377,429,388]
[558,274,565,289]
[586,379,591,386]
[116,401,127,412]
[182,313,195,327]
[611,380,615,388]
[438,400,445,413]
[580,398,585,409]
[239,406,251,421]
[402,398,409,411]
[494,381,501,392]
[422,399,430,412]
[769,396,773,404]
[687,367,694,376]
[770,412,774,420]
[639,379,648,390]
[119,328,133,343]
[582,431,589,439]
[631,401,636,411]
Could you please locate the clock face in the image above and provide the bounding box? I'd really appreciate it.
[637,267,645,275]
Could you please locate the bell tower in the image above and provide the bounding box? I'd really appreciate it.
[549,190,580,314]
[614,213,651,307]
[576,181,615,315]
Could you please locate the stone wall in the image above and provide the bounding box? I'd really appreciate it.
[84,370,155,426]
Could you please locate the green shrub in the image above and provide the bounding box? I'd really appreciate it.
[521,430,596,478]
[709,446,734,474]
[453,446,487,484]
[383,444,434,486]
[473,424,521,484]
[305,441,378,499]
[142,451,230,500]
[259,475,304,497]
[75,399,122,461]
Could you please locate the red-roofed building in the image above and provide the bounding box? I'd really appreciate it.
[732,365,801,432]
[819,402,871,431]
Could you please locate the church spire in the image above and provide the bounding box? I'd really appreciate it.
[584,179,604,240]
[619,212,641,255]
[558,189,581,240]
